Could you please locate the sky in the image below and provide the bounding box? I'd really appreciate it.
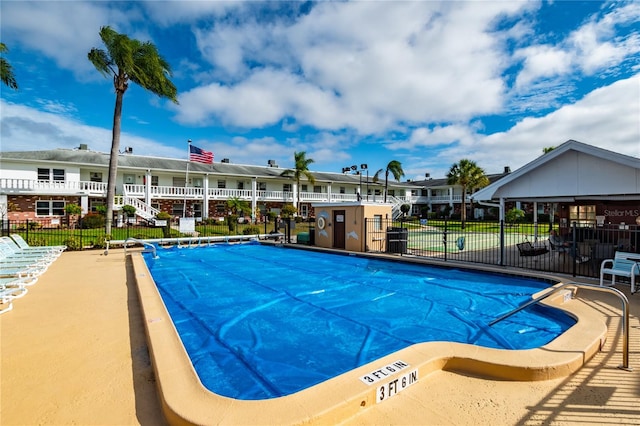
[1,0,639,181]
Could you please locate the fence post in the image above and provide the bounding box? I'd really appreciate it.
[571,221,577,277]
[443,218,448,262]
[500,220,505,266]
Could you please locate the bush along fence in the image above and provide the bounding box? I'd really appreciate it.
[0,217,314,250]
[364,217,640,279]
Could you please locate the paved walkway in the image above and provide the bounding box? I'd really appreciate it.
[1,249,638,425]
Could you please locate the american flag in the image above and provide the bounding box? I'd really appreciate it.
[189,144,214,164]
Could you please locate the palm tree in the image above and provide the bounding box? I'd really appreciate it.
[281,151,315,214]
[226,197,250,216]
[0,43,18,89]
[543,146,555,154]
[446,159,489,229]
[373,160,404,202]
[88,26,178,235]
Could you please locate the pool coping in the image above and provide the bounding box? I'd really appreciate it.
[131,246,608,426]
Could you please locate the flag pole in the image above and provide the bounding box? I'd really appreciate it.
[184,139,191,218]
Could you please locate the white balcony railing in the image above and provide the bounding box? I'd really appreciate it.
[1,179,457,207]
[0,178,107,195]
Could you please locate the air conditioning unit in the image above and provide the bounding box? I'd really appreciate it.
[221,158,230,163]
[268,159,276,166]
[124,147,133,154]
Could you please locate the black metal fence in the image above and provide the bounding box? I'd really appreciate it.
[4,215,638,280]
[365,218,640,279]
[1,217,313,250]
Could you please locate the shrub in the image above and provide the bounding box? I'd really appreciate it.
[156,211,171,220]
[64,203,82,216]
[27,236,47,247]
[281,204,297,218]
[121,205,136,215]
[243,225,262,235]
[80,212,105,229]
[91,234,110,249]
[63,237,83,251]
[506,207,525,224]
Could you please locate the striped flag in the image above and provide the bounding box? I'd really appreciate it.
[189,144,214,164]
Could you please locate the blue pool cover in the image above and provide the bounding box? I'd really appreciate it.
[143,243,575,400]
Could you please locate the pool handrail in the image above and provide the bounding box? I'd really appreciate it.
[123,238,158,259]
[489,282,631,371]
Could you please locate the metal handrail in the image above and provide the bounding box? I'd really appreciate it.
[489,282,631,371]
[123,238,158,259]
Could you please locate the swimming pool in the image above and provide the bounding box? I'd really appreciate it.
[142,243,575,401]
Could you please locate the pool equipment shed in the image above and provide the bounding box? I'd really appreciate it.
[312,202,392,252]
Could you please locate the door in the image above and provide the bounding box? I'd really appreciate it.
[333,210,346,249]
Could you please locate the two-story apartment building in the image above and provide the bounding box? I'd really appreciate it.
[0,146,420,225]
[1,145,511,227]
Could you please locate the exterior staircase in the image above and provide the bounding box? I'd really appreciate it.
[387,195,407,220]
[113,196,160,223]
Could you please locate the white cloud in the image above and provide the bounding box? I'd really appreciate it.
[513,2,640,88]
[1,2,130,80]
[465,73,640,173]
[0,100,183,159]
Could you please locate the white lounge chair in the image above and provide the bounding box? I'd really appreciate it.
[0,283,29,315]
[9,234,66,254]
[0,239,57,264]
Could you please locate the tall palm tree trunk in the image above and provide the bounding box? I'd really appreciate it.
[105,90,124,235]
[384,172,389,203]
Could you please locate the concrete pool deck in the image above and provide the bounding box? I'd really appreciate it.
[1,248,639,425]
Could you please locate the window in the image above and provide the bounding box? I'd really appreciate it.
[124,174,136,184]
[373,214,382,231]
[283,183,292,192]
[37,168,49,181]
[37,168,65,181]
[300,204,308,218]
[36,200,65,216]
[339,187,346,194]
[237,182,244,190]
[172,203,185,216]
[569,205,596,226]
[192,178,203,188]
[257,182,267,191]
[388,190,395,196]
[151,176,159,186]
[216,203,226,213]
[173,177,186,187]
[217,180,226,189]
[90,172,102,182]
[301,185,308,192]
[90,200,104,212]
[313,186,322,193]
[192,203,202,217]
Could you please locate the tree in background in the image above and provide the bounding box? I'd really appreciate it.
[543,146,556,154]
[88,26,178,235]
[373,160,405,202]
[281,151,315,214]
[446,159,489,229]
[0,43,18,89]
